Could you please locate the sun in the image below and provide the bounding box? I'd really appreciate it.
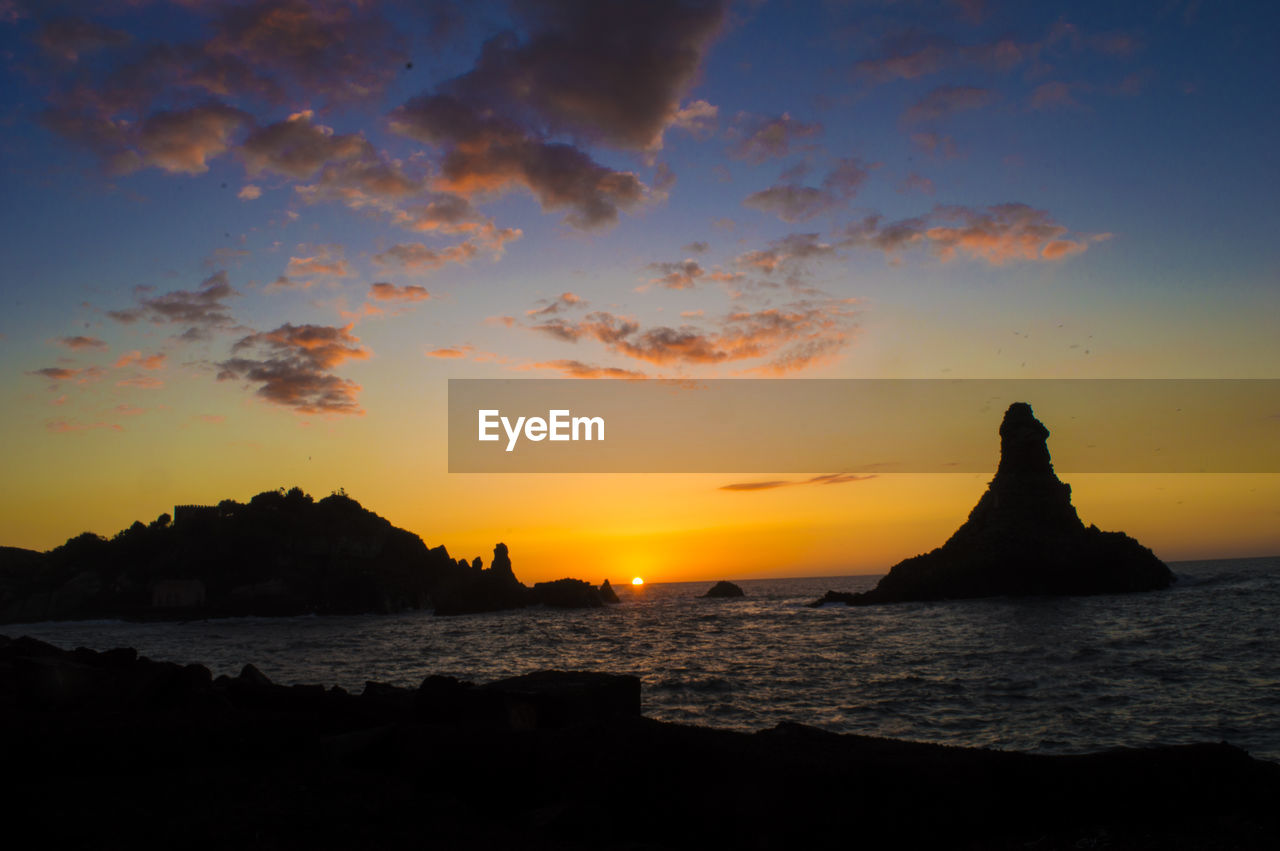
[631,577,644,585]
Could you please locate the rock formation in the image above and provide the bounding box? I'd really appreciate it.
[703,580,745,598]
[599,579,621,604]
[812,403,1174,607]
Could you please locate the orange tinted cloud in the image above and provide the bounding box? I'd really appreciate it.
[218,322,369,415]
[841,204,1102,265]
[426,346,472,359]
[530,299,856,374]
[519,360,647,379]
[114,351,166,370]
[372,240,478,272]
[368,283,431,302]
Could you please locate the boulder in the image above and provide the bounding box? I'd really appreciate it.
[599,579,621,604]
[812,402,1174,606]
[703,580,745,598]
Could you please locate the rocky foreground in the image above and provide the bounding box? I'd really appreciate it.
[3,636,1277,849]
[814,403,1174,607]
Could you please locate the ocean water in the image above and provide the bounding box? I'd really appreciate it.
[13,557,1280,762]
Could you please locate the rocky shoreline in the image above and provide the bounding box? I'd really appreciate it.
[4,634,1277,849]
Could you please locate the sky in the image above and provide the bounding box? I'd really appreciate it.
[1,0,1277,583]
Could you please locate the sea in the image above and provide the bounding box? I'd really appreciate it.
[12,556,1280,762]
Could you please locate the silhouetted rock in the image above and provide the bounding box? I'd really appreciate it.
[532,577,603,608]
[811,403,1175,607]
[599,579,620,604]
[703,580,745,598]
[2,635,1277,849]
[432,542,533,615]
[0,487,470,623]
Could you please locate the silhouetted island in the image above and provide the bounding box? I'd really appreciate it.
[703,580,745,598]
[4,635,1277,849]
[0,488,606,623]
[812,403,1174,607]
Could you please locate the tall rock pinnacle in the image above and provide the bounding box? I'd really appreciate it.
[812,402,1175,606]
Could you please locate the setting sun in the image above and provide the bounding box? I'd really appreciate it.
[632,577,644,586]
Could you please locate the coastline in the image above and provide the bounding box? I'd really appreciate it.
[5,634,1277,849]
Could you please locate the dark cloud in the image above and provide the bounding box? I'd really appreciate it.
[106,270,239,338]
[390,94,647,229]
[441,0,727,150]
[217,322,369,415]
[55,335,107,351]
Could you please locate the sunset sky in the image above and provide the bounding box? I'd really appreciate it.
[2,0,1277,583]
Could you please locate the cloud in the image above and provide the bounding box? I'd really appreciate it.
[238,184,262,200]
[282,244,351,281]
[672,99,718,139]
[55,335,107,351]
[426,346,472,359]
[646,259,705,290]
[114,351,167,370]
[734,233,837,274]
[840,204,1106,265]
[29,366,104,384]
[529,299,857,374]
[217,322,370,415]
[527,292,586,315]
[902,86,993,124]
[719,473,877,491]
[729,113,823,163]
[385,1,725,228]
[390,95,648,230]
[35,17,130,62]
[204,0,406,103]
[239,110,367,178]
[241,111,423,211]
[107,270,239,338]
[520,360,646,379]
[742,158,870,223]
[683,241,709,253]
[371,240,479,272]
[367,282,431,303]
[426,0,727,151]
